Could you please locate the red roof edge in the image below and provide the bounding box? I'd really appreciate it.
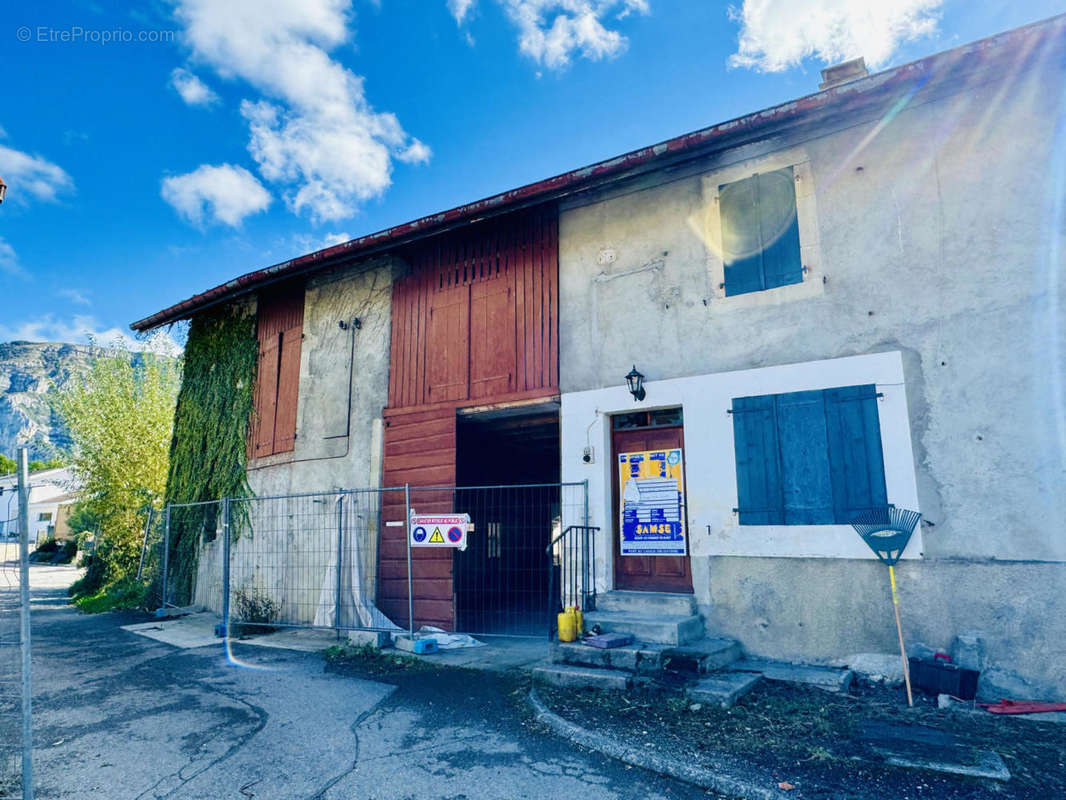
[131,13,1065,332]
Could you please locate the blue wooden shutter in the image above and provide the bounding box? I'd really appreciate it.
[824,385,888,522]
[720,175,764,296]
[774,390,835,524]
[757,168,803,290]
[731,395,784,524]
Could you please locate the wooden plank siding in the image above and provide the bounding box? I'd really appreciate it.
[379,205,559,631]
[378,406,457,630]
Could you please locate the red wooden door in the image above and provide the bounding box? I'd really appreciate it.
[612,425,693,593]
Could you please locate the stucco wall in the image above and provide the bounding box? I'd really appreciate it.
[194,258,396,626]
[559,50,1066,694]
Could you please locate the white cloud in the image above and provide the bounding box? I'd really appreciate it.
[0,314,181,356]
[452,1,649,69]
[728,0,942,73]
[56,288,91,306]
[161,163,272,227]
[0,238,26,277]
[171,0,430,222]
[170,67,220,106]
[0,142,74,204]
[291,230,351,254]
[448,0,477,24]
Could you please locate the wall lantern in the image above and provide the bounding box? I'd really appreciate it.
[625,365,646,402]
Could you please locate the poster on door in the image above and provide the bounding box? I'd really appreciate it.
[618,448,686,556]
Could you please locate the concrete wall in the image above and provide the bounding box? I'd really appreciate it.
[559,48,1066,695]
[194,258,397,625]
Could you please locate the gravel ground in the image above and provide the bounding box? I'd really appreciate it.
[539,679,1066,799]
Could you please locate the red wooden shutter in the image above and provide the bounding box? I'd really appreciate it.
[273,324,302,453]
[425,284,469,402]
[251,283,305,457]
[469,275,516,400]
[254,333,281,457]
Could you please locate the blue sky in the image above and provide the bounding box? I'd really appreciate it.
[2,0,1061,350]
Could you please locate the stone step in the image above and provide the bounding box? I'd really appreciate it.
[533,664,633,691]
[686,672,761,709]
[583,609,705,646]
[552,641,666,674]
[663,637,743,674]
[552,636,741,676]
[594,590,698,617]
[728,658,856,693]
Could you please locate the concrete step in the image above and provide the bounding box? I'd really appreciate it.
[583,609,705,646]
[686,672,761,709]
[552,641,666,674]
[533,664,633,691]
[553,636,741,676]
[728,658,856,693]
[595,590,698,617]
[662,637,743,674]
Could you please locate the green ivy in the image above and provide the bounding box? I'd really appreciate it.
[164,307,258,603]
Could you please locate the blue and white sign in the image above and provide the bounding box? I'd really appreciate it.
[618,448,686,556]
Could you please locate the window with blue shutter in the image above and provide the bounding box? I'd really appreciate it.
[719,167,802,297]
[731,384,887,525]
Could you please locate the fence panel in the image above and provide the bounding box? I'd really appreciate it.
[224,489,405,634]
[164,500,223,611]
[168,481,588,640]
[0,541,21,798]
[408,482,587,637]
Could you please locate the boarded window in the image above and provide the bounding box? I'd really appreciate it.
[251,283,304,458]
[719,167,802,296]
[731,385,887,525]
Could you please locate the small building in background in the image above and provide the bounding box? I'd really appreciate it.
[0,466,82,545]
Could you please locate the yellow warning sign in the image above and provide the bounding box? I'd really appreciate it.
[428,527,445,543]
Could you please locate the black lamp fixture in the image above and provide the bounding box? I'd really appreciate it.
[0,176,7,204]
[625,365,646,402]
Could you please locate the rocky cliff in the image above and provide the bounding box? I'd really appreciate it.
[0,341,157,460]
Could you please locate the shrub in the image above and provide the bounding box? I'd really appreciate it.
[74,577,148,613]
[232,584,281,625]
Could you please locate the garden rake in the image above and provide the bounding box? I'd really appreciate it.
[851,506,922,706]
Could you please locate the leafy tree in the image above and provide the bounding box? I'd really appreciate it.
[0,453,15,475]
[65,500,101,536]
[56,350,179,599]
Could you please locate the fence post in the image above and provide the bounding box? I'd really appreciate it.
[335,494,344,637]
[162,505,170,611]
[136,508,153,581]
[220,498,231,639]
[404,483,413,640]
[582,480,590,612]
[17,447,33,800]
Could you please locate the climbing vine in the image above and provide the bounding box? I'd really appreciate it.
[164,306,258,603]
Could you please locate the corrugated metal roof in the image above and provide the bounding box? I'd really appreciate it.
[130,13,1065,332]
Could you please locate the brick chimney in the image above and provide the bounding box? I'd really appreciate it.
[819,57,869,90]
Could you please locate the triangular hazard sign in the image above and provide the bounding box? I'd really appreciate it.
[429,528,445,543]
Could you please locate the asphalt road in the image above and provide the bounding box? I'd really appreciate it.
[23,564,711,800]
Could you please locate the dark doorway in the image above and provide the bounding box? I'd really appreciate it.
[453,404,561,635]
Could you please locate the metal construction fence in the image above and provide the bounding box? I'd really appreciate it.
[152,482,590,641]
[0,544,21,798]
